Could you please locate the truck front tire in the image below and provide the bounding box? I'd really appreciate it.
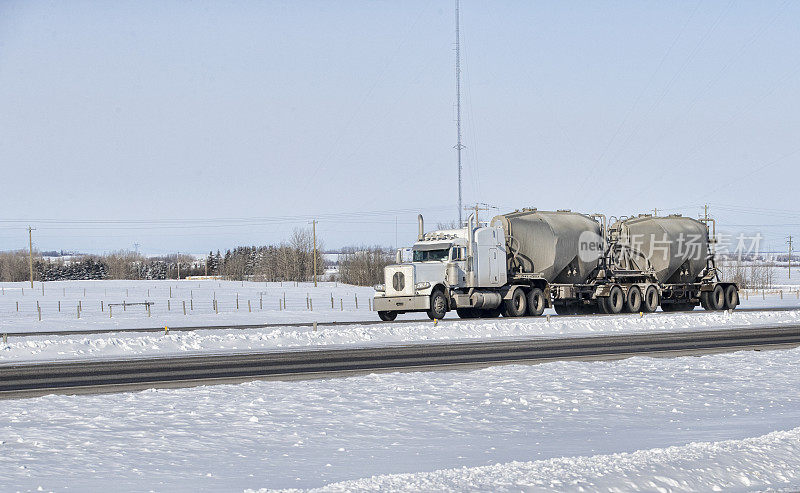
[378,311,397,321]
[427,290,448,320]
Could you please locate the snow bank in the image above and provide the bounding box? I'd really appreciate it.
[286,428,800,492]
[1,308,798,363]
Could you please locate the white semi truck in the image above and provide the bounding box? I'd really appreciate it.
[373,209,738,321]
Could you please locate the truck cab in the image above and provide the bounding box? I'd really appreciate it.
[373,214,507,321]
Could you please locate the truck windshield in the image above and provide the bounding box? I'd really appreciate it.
[412,249,449,262]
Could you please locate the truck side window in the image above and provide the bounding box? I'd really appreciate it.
[451,247,466,261]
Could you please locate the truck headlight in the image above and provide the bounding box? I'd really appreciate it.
[415,282,431,290]
[374,284,385,292]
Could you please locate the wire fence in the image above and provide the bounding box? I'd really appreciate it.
[0,280,376,324]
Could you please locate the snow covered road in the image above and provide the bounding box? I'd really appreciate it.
[3,347,800,491]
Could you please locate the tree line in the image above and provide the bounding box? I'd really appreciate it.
[0,229,395,286]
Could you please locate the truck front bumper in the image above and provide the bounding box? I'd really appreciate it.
[374,295,430,312]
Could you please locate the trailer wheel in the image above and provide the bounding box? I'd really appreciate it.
[503,289,527,317]
[643,285,659,313]
[427,290,448,320]
[624,286,642,313]
[708,285,725,310]
[604,286,624,314]
[526,288,545,316]
[378,311,397,321]
[724,285,739,309]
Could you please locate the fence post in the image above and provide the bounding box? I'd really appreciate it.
[369,298,372,311]
[355,294,358,309]
[77,302,80,319]
[101,300,104,312]
[124,301,127,311]
[340,299,343,311]
[41,284,44,295]
[58,300,61,312]
[16,301,19,312]
[109,305,113,318]
[331,294,334,309]
[78,300,82,313]
[168,300,171,311]
[248,300,251,313]
[37,302,41,321]
[147,303,151,317]
[183,301,187,315]
[260,296,263,310]
[191,299,194,310]
[310,299,313,311]
[236,293,239,310]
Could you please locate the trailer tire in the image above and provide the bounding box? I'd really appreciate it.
[503,289,527,317]
[643,285,659,313]
[624,286,642,313]
[427,290,448,320]
[526,288,546,316]
[724,285,739,310]
[708,285,725,311]
[604,286,624,314]
[378,311,397,321]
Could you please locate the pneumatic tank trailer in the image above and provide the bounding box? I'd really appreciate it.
[373,209,738,321]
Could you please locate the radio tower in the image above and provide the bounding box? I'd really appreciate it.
[454,0,464,226]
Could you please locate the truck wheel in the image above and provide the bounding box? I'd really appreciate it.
[708,285,725,310]
[604,286,624,314]
[503,289,527,317]
[378,311,397,321]
[526,288,545,316]
[724,285,739,309]
[624,286,642,313]
[456,308,479,319]
[427,290,448,320]
[642,285,659,313]
[482,307,502,318]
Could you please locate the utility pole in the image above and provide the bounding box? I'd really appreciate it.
[789,235,794,280]
[177,252,180,280]
[454,0,464,226]
[653,208,657,216]
[312,220,318,287]
[28,226,35,288]
[464,203,496,225]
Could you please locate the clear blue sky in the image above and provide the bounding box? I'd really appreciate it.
[1,1,798,255]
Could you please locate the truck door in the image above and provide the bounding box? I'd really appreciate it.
[489,248,500,285]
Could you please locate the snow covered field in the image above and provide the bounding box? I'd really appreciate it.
[3,347,800,491]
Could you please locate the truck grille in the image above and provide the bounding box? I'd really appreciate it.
[392,272,405,291]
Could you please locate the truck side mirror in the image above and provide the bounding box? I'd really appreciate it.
[396,249,403,264]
